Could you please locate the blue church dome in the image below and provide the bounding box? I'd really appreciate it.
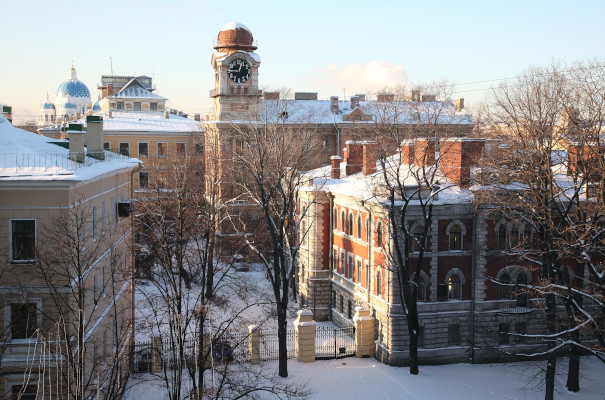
[64,100,77,110]
[57,79,91,98]
[41,101,56,110]
[92,102,101,111]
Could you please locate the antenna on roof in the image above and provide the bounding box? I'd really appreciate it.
[110,57,114,76]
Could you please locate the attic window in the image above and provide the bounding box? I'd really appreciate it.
[280,111,289,119]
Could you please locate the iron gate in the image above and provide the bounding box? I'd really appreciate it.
[315,326,356,359]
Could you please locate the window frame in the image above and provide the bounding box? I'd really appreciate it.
[5,298,42,341]
[9,219,36,263]
[138,142,149,158]
[139,171,149,188]
[176,142,186,157]
[347,252,354,280]
[157,142,168,157]
[118,142,130,156]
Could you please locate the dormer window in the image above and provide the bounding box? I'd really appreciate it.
[280,111,289,119]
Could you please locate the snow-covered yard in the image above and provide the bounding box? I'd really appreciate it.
[124,356,605,399]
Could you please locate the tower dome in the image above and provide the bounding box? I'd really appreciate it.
[214,22,256,52]
[40,100,55,110]
[56,66,91,99]
[64,99,77,110]
[39,93,56,126]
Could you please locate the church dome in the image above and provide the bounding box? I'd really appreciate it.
[92,101,101,111]
[56,66,91,98]
[215,22,256,51]
[41,101,55,110]
[64,99,77,110]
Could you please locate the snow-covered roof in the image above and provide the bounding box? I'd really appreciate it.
[109,85,166,100]
[214,50,261,64]
[0,114,141,181]
[220,22,250,32]
[39,112,202,135]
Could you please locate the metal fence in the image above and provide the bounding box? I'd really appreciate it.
[258,330,296,361]
[315,326,356,359]
[0,151,132,176]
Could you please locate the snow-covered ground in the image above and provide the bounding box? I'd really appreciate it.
[124,356,605,399]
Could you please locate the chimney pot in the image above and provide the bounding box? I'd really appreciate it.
[86,115,105,160]
[194,113,201,121]
[350,96,360,110]
[362,141,377,175]
[440,137,486,186]
[330,156,342,179]
[330,96,339,114]
[455,98,465,111]
[67,123,85,162]
[344,140,364,175]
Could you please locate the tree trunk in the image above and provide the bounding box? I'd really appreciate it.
[205,233,215,300]
[545,293,557,400]
[277,306,289,378]
[567,342,580,392]
[408,313,419,375]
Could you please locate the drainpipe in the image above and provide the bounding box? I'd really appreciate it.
[367,209,372,305]
[470,209,478,363]
[329,193,334,321]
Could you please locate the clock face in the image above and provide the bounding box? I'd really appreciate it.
[227,58,252,84]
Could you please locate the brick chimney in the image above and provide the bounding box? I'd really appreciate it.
[107,83,114,96]
[330,155,342,179]
[376,93,394,102]
[362,141,377,175]
[440,138,486,187]
[330,96,339,114]
[410,90,421,102]
[264,92,280,100]
[568,141,602,180]
[86,115,104,160]
[414,138,436,166]
[401,139,415,164]
[455,98,464,111]
[350,95,360,110]
[194,113,201,121]
[67,123,85,163]
[344,141,364,175]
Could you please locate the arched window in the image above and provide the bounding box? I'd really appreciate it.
[412,225,425,252]
[449,224,462,251]
[377,221,383,247]
[333,209,338,229]
[510,225,519,248]
[366,219,371,242]
[357,215,362,239]
[341,211,346,232]
[376,270,382,296]
[499,273,512,299]
[448,275,461,300]
[348,213,354,236]
[498,224,507,250]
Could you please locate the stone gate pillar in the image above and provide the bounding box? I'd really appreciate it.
[151,335,163,373]
[353,306,375,358]
[249,324,260,365]
[294,309,316,363]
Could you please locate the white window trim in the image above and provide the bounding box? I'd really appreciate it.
[445,268,465,301]
[157,142,168,157]
[355,255,363,285]
[4,298,43,341]
[8,218,36,263]
[347,252,354,280]
[138,142,150,158]
[445,219,466,251]
[176,142,187,157]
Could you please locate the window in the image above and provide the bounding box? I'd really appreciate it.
[11,302,38,339]
[195,143,203,155]
[150,102,157,110]
[94,275,99,303]
[510,225,519,248]
[356,259,362,284]
[516,322,527,344]
[340,294,344,313]
[176,142,186,157]
[449,224,462,250]
[93,206,97,241]
[340,250,345,275]
[11,220,35,262]
[323,136,331,150]
[104,142,110,151]
[448,275,461,300]
[348,253,354,279]
[341,211,346,232]
[139,171,149,188]
[138,143,149,157]
[377,221,383,247]
[498,224,507,250]
[376,270,382,296]
[332,248,338,270]
[300,220,307,246]
[134,102,141,111]
[412,225,425,252]
[523,225,532,249]
[158,171,167,187]
[357,215,362,239]
[102,202,106,234]
[499,323,510,345]
[118,142,130,156]
[499,273,512,300]
[117,101,124,110]
[448,324,460,346]
[366,219,371,242]
[333,209,338,229]
[157,142,167,157]
[348,213,353,236]
[347,300,352,319]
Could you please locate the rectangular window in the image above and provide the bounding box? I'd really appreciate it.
[117,101,124,110]
[347,300,352,319]
[340,294,344,313]
[340,250,345,275]
[499,323,510,345]
[347,253,354,279]
[118,142,130,156]
[94,275,99,303]
[157,142,167,157]
[11,220,35,262]
[356,259,362,284]
[138,142,149,157]
[150,102,157,110]
[448,324,460,346]
[104,142,110,150]
[139,171,149,188]
[102,202,106,234]
[11,303,38,339]
[332,248,338,270]
[93,206,97,241]
[176,142,186,157]
[134,102,141,111]
[11,385,37,399]
[323,136,331,150]
[516,322,527,344]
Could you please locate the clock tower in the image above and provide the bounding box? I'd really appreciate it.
[210,22,261,121]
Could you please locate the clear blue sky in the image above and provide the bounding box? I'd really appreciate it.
[2,0,603,123]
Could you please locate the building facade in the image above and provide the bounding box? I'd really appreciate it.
[0,115,140,397]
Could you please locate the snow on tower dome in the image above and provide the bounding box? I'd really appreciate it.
[215,21,256,51]
[56,66,91,99]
